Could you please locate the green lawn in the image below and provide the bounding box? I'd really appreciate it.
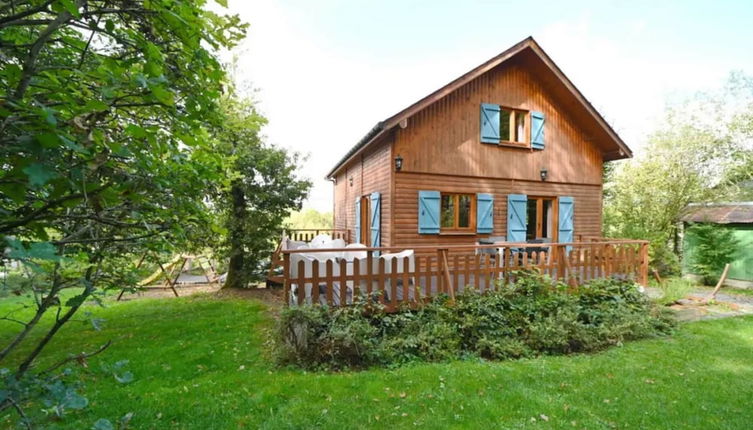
[1,293,752,429]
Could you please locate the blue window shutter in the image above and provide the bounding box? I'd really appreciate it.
[480,103,501,144]
[354,198,361,244]
[418,190,440,234]
[476,193,494,233]
[558,196,574,248]
[507,194,527,243]
[531,111,545,150]
[370,192,381,249]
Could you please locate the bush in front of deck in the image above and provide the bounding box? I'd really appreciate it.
[274,272,675,370]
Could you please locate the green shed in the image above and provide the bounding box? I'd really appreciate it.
[681,202,753,288]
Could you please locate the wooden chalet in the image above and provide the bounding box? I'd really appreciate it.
[274,37,647,309]
[327,36,631,250]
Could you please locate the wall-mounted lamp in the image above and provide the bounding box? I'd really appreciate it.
[540,167,548,181]
[349,177,353,187]
[394,154,403,172]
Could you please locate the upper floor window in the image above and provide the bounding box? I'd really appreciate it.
[480,103,545,149]
[499,108,527,145]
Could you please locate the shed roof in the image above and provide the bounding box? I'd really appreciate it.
[680,202,753,224]
[326,36,632,179]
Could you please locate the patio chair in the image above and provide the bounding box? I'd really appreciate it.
[476,236,506,256]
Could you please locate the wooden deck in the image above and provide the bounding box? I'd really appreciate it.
[280,239,649,311]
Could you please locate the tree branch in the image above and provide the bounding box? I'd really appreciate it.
[11,5,74,101]
[0,0,55,27]
[40,340,112,375]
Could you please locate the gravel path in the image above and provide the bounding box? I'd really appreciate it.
[644,286,753,322]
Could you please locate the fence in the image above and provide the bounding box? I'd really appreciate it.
[281,240,649,311]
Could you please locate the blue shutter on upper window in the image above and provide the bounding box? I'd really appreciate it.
[558,196,574,249]
[354,198,361,244]
[476,193,494,234]
[480,103,501,144]
[418,191,440,234]
[531,111,545,150]
[507,194,527,243]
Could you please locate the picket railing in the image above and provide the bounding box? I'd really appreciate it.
[283,229,350,243]
[281,240,649,311]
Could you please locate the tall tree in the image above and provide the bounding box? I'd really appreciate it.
[213,94,310,289]
[0,0,245,422]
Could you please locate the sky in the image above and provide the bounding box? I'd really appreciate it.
[220,0,753,212]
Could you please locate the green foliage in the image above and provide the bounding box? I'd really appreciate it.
[604,73,753,275]
[274,273,675,370]
[654,278,694,306]
[211,93,311,287]
[284,209,333,230]
[0,0,246,424]
[685,223,740,285]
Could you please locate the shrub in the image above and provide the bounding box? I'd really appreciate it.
[274,272,675,370]
[685,223,740,285]
[654,278,694,305]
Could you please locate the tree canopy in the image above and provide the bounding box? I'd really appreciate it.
[0,0,247,423]
[603,72,753,273]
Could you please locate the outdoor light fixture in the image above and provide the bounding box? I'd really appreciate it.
[540,167,548,181]
[394,154,403,172]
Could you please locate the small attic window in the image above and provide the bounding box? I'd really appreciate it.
[500,108,527,145]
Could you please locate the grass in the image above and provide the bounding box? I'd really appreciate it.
[1,292,752,429]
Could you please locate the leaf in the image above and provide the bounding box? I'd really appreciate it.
[125,124,148,138]
[92,418,114,430]
[7,240,60,261]
[91,318,105,331]
[57,0,81,17]
[63,391,88,410]
[150,85,174,106]
[37,133,60,148]
[23,162,57,187]
[114,371,134,384]
[105,20,115,32]
[214,0,228,6]
[65,294,87,308]
[41,107,57,126]
[84,100,110,112]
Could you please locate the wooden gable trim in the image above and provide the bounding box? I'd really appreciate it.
[327,36,632,179]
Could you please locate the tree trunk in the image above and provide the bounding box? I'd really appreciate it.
[223,181,247,289]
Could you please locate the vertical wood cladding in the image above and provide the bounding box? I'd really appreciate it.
[393,55,604,185]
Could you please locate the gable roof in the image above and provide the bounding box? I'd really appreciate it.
[327,36,632,179]
[680,202,753,224]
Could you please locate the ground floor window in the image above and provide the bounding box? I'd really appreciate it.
[441,193,475,232]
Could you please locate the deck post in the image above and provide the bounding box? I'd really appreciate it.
[639,242,649,286]
[437,248,454,303]
[283,252,290,305]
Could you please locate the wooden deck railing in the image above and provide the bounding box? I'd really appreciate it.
[283,228,350,243]
[281,240,649,311]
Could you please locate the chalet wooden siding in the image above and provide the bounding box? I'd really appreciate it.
[333,138,393,247]
[392,54,603,186]
[392,172,602,248]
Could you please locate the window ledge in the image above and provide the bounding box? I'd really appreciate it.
[439,231,478,236]
[499,141,530,149]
